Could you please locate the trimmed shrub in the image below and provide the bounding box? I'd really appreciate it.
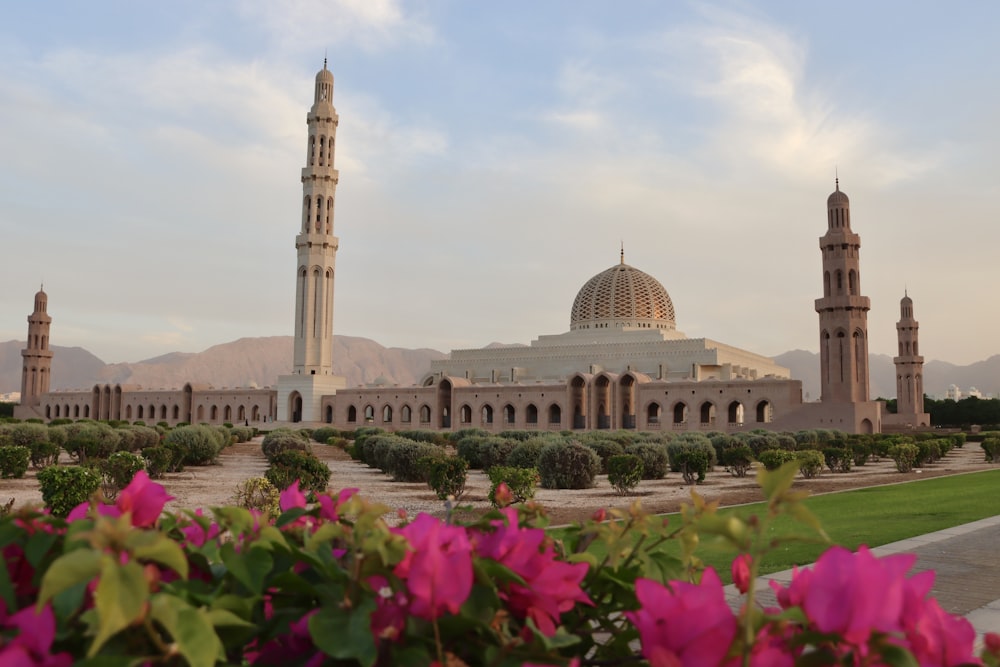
[487,466,539,506]
[607,454,644,495]
[795,450,825,479]
[823,448,853,473]
[623,442,669,480]
[7,423,49,450]
[127,425,162,451]
[230,426,253,443]
[914,439,942,466]
[164,425,224,466]
[667,435,717,473]
[61,423,120,462]
[710,435,740,464]
[0,446,30,478]
[982,438,1000,463]
[850,441,872,466]
[261,431,312,463]
[720,444,754,478]
[100,451,145,501]
[37,465,101,517]
[582,438,626,474]
[455,437,486,469]
[142,447,174,480]
[889,443,919,472]
[478,437,518,471]
[310,426,339,444]
[265,450,331,493]
[497,430,535,442]
[744,433,780,457]
[537,442,600,490]
[673,447,710,485]
[505,438,549,470]
[385,442,445,482]
[427,457,469,501]
[758,449,796,471]
[233,477,281,516]
[396,429,448,446]
[952,433,967,448]
[28,440,61,470]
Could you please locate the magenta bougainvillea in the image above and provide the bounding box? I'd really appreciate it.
[0,463,997,667]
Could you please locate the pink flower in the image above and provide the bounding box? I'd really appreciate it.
[368,575,409,641]
[180,509,220,548]
[473,508,591,637]
[279,480,307,512]
[625,568,737,667]
[251,609,323,666]
[394,513,473,619]
[317,488,357,521]
[772,546,911,644]
[493,482,514,507]
[904,597,979,666]
[117,470,173,528]
[731,554,751,595]
[67,501,120,523]
[0,604,72,667]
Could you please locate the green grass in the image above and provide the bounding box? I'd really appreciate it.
[567,468,1000,582]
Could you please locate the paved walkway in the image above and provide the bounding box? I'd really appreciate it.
[724,515,1000,641]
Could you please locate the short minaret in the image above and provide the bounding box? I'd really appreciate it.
[277,61,347,423]
[20,287,53,407]
[815,180,872,403]
[893,292,925,418]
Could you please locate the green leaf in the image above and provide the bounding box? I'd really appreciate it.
[876,642,920,667]
[127,530,190,579]
[220,543,273,595]
[206,607,255,628]
[25,530,59,568]
[758,459,800,501]
[0,552,15,612]
[37,549,102,607]
[524,619,581,650]
[150,595,225,667]
[274,507,308,528]
[90,558,149,656]
[309,599,378,667]
[209,593,255,620]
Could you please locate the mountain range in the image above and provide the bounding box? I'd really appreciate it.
[2,337,997,401]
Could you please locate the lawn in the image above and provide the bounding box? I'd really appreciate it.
[567,468,1000,582]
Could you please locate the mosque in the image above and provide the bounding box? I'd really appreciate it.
[13,62,930,434]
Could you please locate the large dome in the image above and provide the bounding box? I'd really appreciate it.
[570,262,676,331]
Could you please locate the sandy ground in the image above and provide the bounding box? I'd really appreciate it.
[1,440,993,525]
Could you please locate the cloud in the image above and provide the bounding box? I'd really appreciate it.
[234,0,434,53]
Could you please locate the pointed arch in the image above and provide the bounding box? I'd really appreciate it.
[526,403,539,425]
[347,405,358,423]
[548,403,562,425]
[481,404,494,425]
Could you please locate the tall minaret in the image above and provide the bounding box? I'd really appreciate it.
[815,180,872,403]
[893,292,925,418]
[20,287,53,407]
[294,59,340,375]
[277,61,347,423]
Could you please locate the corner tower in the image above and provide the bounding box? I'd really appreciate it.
[888,293,930,427]
[277,61,347,423]
[815,180,871,403]
[20,287,53,408]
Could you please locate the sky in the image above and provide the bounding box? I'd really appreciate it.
[1,1,998,367]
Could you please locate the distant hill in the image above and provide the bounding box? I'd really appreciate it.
[3,336,997,400]
[774,350,999,401]
[0,336,446,393]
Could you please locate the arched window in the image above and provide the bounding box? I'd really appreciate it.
[401,405,412,423]
[325,405,333,423]
[756,400,772,423]
[548,404,561,425]
[836,270,843,293]
[481,404,494,425]
[125,405,132,420]
[347,406,358,422]
[326,197,334,234]
[823,271,831,297]
[848,269,857,295]
[526,404,538,424]
[364,405,375,422]
[699,401,715,425]
[211,405,218,421]
[382,405,393,423]
[673,402,687,424]
[647,402,661,423]
[309,135,316,165]
[728,401,743,424]
[74,405,81,418]
[238,406,246,421]
[460,404,472,424]
[224,406,232,422]
[503,404,515,425]
[319,135,325,166]
[419,405,431,423]
[172,405,180,420]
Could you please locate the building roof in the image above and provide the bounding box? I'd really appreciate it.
[570,261,676,331]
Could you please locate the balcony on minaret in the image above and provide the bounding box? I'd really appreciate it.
[814,294,871,312]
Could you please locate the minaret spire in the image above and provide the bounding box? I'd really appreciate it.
[620,241,624,265]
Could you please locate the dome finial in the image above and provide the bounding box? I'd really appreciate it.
[324,49,328,70]
[620,241,624,265]
[835,166,839,192]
